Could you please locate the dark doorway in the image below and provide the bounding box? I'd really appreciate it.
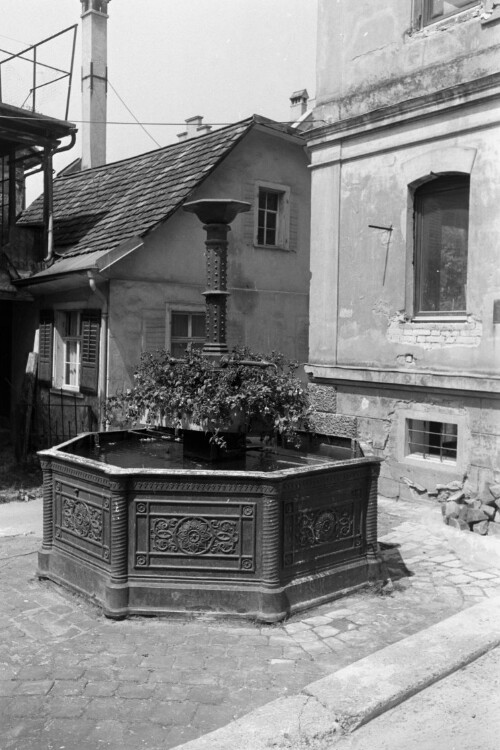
[0,300,12,423]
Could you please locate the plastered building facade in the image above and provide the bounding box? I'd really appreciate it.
[18,118,310,444]
[306,0,500,500]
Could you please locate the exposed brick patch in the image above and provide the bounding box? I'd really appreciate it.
[387,314,482,349]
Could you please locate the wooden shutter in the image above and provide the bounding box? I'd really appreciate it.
[38,310,54,384]
[143,311,166,352]
[80,310,101,395]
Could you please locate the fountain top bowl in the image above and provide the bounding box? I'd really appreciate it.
[183,199,251,225]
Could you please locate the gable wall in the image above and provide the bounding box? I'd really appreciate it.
[107,128,310,394]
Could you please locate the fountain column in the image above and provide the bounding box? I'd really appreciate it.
[183,199,251,358]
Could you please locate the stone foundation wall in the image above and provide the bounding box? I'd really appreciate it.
[308,384,357,439]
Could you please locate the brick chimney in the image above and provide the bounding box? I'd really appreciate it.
[289,89,309,121]
[80,0,110,169]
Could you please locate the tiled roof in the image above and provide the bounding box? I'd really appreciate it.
[19,116,279,259]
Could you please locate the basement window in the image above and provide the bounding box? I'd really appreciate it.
[421,0,480,26]
[170,312,205,357]
[406,419,458,463]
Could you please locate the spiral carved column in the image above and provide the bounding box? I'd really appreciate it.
[37,458,54,578]
[106,476,129,617]
[260,486,287,621]
[366,462,381,578]
[40,459,54,551]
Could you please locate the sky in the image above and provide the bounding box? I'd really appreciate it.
[2,0,318,202]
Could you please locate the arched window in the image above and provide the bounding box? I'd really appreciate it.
[414,176,469,315]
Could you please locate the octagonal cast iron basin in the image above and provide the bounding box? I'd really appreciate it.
[37,429,382,622]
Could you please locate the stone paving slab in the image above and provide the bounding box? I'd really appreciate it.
[1,496,500,749]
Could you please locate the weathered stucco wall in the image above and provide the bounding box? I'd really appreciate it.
[334,127,500,374]
[107,127,310,393]
[307,1,500,499]
[316,0,500,121]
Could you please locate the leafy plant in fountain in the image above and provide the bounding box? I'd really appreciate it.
[106,346,311,447]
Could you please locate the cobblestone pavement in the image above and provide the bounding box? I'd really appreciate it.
[1,496,500,750]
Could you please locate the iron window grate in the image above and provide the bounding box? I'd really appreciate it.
[406,419,458,462]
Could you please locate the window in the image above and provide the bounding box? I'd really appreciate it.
[38,309,101,395]
[258,190,280,246]
[414,176,469,316]
[421,0,479,26]
[170,311,205,357]
[255,183,290,249]
[63,312,81,389]
[406,419,458,463]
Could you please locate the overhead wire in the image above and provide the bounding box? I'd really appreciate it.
[0,115,322,126]
[107,78,162,147]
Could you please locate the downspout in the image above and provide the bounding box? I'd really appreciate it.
[88,270,109,430]
[42,131,77,263]
[42,146,54,263]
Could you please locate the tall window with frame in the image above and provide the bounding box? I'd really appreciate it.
[38,309,101,395]
[170,311,205,357]
[414,175,469,316]
[421,0,479,26]
[63,311,81,389]
[255,183,290,250]
[257,189,280,247]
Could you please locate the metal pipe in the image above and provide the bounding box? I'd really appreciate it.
[41,132,76,263]
[88,270,109,429]
[42,146,54,262]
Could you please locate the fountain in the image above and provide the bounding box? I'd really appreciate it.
[37,199,382,622]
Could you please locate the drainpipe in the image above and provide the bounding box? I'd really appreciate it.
[88,270,109,430]
[42,146,54,263]
[42,132,77,263]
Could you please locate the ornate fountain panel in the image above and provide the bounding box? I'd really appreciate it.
[282,466,370,572]
[132,494,257,574]
[52,465,111,565]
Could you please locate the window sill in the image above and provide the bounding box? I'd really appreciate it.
[409,6,481,36]
[411,315,468,323]
[50,387,85,399]
[254,244,291,252]
[481,8,500,25]
[403,454,459,473]
[406,453,456,466]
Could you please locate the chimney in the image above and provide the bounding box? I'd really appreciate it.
[289,89,309,121]
[177,115,212,142]
[80,0,110,169]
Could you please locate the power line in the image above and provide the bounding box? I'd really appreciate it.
[107,78,161,147]
[0,115,321,126]
[0,33,33,46]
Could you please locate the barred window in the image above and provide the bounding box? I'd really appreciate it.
[406,419,458,463]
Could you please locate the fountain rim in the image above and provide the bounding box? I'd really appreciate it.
[37,430,381,481]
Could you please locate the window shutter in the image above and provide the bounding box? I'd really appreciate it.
[143,311,166,352]
[80,310,101,395]
[38,310,54,384]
